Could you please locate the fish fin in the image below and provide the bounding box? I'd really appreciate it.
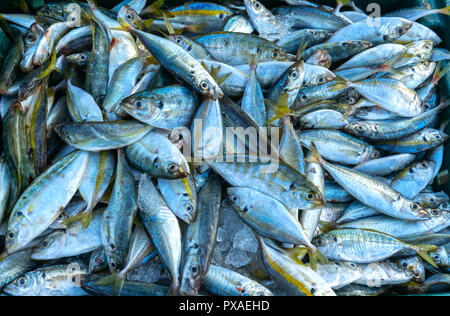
[162,12,174,35]
[414,244,439,268]
[320,222,337,233]
[305,142,323,165]
[142,0,165,16]
[433,61,450,84]
[285,246,308,264]
[296,39,309,61]
[143,19,154,30]
[265,93,291,125]
[93,273,119,286]
[249,54,258,73]
[308,247,328,270]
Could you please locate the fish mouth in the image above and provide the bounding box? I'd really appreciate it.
[417,209,431,219]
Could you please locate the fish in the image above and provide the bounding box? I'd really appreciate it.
[180,173,222,296]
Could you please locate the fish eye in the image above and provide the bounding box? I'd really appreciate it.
[45,8,51,15]
[167,163,178,173]
[242,206,249,213]
[219,13,224,19]
[254,2,261,9]
[39,239,50,248]
[306,192,315,201]
[26,33,34,40]
[175,38,182,44]
[420,162,428,168]
[95,257,103,265]
[413,272,421,279]
[17,277,28,287]
[110,262,116,268]
[126,14,133,21]
[290,71,298,79]
[191,265,199,274]
[398,28,404,34]
[318,77,324,83]
[79,54,87,61]
[135,101,143,109]
[411,203,420,210]
[435,134,442,140]
[301,94,307,100]
[200,80,209,90]
[185,205,193,213]
[231,195,237,202]
[356,124,364,132]
[7,231,15,240]
[271,50,279,59]
[431,209,441,216]
[315,238,323,246]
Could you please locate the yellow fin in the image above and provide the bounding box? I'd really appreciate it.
[142,0,165,16]
[37,49,58,80]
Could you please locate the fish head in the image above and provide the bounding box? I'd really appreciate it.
[344,121,373,138]
[118,4,144,30]
[291,185,325,209]
[31,235,63,260]
[269,48,294,63]
[400,201,431,220]
[429,247,448,267]
[66,52,90,67]
[163,158,190,179]
[24,23,44,47]
[37,3,65,21]
[285,60,305,89]
[408,160,436,181]
[194,73,224,100]
[3,272,37,296]
[4,219,32,255]
[244,0,266,14]
[398,257,425,283]
[312,232,340,255]
[180,247,203,296]
[425,129,449,145]
[120,93,158,120]
[382,18,413,41]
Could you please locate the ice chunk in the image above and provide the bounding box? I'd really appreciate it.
[233,226,259,253]
[127,260,163,284]
[225,248,251,268]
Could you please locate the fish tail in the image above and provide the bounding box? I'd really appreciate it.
[296,39,309,60]
[185,24,206,33]
[305,142,323,165]
[162,12,174,35]
[433,61,450,84]
[112,274,126,296]
[329,75,349,92]
[439,6,450,15]
[143,0,165,16]
[308,246,329,270]
[168,280,180,296]
[413,244,439,268]
[264,93,291,125]
[285,246,308,264]
[249,55,258,72]
[93,272,119,286]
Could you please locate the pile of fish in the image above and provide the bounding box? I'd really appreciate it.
[0,0,449,296]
